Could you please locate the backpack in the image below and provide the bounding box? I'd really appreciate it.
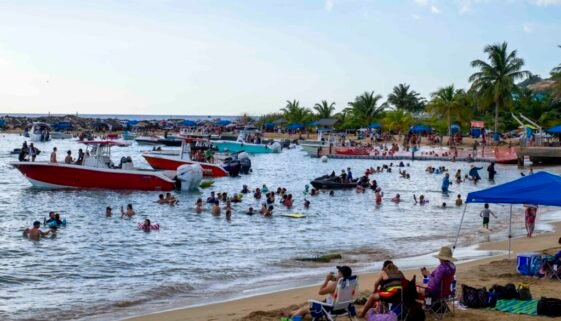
[461,284,488,308]
[517,283,532,301]
[503,283,518,300]
[537,297,561,317]
[490,284,506,300]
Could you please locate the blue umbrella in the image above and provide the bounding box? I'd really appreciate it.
[410,125,430,132]
[216,120,231,126]
[126,120,139,126]
[287,123,304,130]
[547,125,561,134]
[179,120,196,126]
[368,123,381,129]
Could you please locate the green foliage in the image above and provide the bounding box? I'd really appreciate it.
[345,91,386,128]
[313,100,336,119]
[469,42,531,133]
[256,112,284,128]
[280,100,312,124]
[387,83,425,113]
[382,109,413,132]
[427,85,473,135]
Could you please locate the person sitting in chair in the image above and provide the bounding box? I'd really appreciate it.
[359,260,405,318]
[417,246,456,299]
[288,266,353,319]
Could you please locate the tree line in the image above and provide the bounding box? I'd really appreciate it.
[258,42,561,135]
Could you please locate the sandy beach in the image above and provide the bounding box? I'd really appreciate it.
[124,222,561,321]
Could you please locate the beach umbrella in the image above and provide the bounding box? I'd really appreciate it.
[410,125,430,132]
[368,123,381,129]
[546,125,561,134]
[287,123,304,130]
[126,120,139,126]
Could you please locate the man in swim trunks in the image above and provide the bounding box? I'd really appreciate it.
[50,147,58,163]
[23,221,53,241]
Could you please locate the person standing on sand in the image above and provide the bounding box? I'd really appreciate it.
[524,205,537,238]
[480,203,497,229]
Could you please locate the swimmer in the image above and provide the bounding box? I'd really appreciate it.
[413,194,428,205]
[260,203,267,215]
[141,218,152,232]
[241,185,250,194]
[225,209,232,220]
[156,194,167,204]
[310,188,318,196]
[304,199,310,209]
[284,194,293,208]
[455,194,463,206]
[264,205,274,217]
[246,207,255,215]
[195,198,204,213]
[356,185,365,193]
[375,190,383,205]
[223,200,233,211]
[23,221,53,241]
[442,202,447,208]
[211,201,221,215]
[261,184,269,193]
[121,204,135,218]
[165,193,178,205]
[391,194,401,203]
[105,206,112,217]
[254,188,262,199]
[266,193,275,204]
[329,190,335,197]
[207,191,217,204]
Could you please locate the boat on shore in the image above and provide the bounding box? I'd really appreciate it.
[10,141,179,191]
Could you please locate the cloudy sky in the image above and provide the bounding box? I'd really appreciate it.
[0,0,559,116]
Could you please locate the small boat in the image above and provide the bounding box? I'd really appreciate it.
[135,135,182,146]
[310,174,369,190]
[122,130,137,140]
[27,122,52,142]
[214,132,281,154]
[334,147,371,156]
[143,138,230,177]
[10,141,179,191]
[50,132,73,140]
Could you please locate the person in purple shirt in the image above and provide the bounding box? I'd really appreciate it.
[417,246,457,298]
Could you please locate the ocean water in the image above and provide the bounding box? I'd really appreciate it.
[0,133,559,321]
[1,113,241,121]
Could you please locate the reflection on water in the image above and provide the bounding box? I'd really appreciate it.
[0,133,559,321]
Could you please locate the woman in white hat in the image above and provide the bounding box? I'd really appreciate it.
[417,246,457,298]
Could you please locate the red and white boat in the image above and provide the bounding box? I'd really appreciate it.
[143,138,229,177]
[10,141,178,191]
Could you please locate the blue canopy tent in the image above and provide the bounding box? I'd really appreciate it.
[307,121,319,127]
[450,124,460,134]
[287,123,304,130]
[454,172,561,256]
[410,125,431,132]
[368,123,381,129]
[126,120,139,127]
[179,120,196,127]
[216,120,231,126]
[264,122,274,129]
[546,125,561,134]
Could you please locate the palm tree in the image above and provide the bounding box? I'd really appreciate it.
[551,45,561,100]
[387,83,424,113]
[469,42,531,137]
[346,91,385,127]
[313,100,336,119]
[382,109,413,132]
[280,100,311,124]
[427,85,470,137]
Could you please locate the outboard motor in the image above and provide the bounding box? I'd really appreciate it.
[176,164,203,191]
[270,142,282,153]
[227,160,241,177]
[237,152,251,174]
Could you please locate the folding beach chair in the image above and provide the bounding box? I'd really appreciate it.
[309,275,359,321]
[543,258,561,281]
[424,275,456,320]
[380,275,419,321]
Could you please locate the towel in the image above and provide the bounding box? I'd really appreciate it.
[493,299,538,315]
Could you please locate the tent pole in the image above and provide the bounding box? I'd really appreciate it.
[508,205,513,259]
[453,204,469,253]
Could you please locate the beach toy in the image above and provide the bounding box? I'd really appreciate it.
[199,181,215,188]
[517,252,542,276]
[282,214,306,218]
[320,155,328,163]
[137,223,160,231]
[47,219,67,228]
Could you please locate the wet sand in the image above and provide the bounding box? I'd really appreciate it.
[124,223,561,321]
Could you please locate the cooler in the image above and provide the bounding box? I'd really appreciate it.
[517,252,542,276]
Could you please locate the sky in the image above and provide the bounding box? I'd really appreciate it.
[0,0,560,116]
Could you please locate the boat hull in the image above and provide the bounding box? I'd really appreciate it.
[214,141,272,154]
[143,154,229,177]
[10,162,176,191]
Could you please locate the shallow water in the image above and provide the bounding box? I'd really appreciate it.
[0,133,559,321]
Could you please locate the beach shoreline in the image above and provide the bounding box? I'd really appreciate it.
[121,221,561,321]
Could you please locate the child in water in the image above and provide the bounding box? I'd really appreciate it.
[480,203,497,229]
[375,189,383,205]
[195,198,204,213]
[455,194,463,206]
[391,194,401,203]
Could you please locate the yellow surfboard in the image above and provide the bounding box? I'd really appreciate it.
[282,213,306,218]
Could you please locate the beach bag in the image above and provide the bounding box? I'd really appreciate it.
[366,310,397,321]
[503,283,518,300]
[537,297,561,317]
[517,283,532,301]
[461,284,488,308]
[490,284,506,300]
